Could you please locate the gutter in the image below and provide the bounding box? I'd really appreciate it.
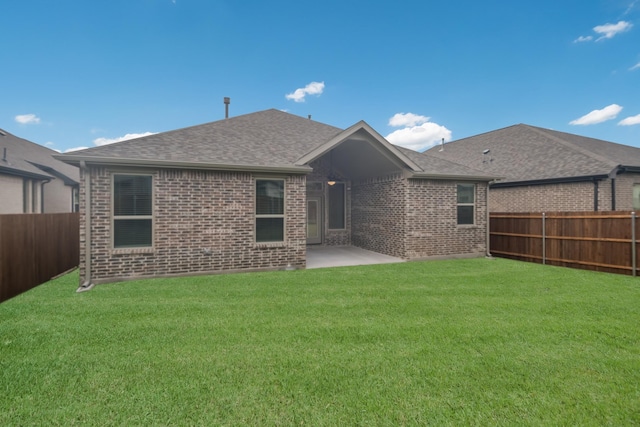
[490,174,609,188]
[409,172,498,182]
[77,161,93,292]
[53,155,313,175]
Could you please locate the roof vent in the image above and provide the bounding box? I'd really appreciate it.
[0,129,7,137]
[2,147,7,162]
[224,97,230,119]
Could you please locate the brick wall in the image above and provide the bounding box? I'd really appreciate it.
[351,174,406,258]
[80,166,306,284]
[488,176,640,213]
[614,173,640,211]
[405,179,487,259]
[490,182,599,212]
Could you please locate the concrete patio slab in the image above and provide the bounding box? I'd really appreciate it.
[306,245,404,269]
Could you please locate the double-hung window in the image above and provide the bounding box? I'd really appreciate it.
[255,179,285,242]
[457,183,475,225]
[113,174,153,248]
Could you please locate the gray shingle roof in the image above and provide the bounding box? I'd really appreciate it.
[396,146,492,178]
[0,129,79,183]
[58,109,495,180]
[64,109,343,168]
[426,124,639,184]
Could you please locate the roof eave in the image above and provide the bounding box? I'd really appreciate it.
[0,164,53,180]
[491,174,609,188]
[54,155,313,175]
[409,172,499,182]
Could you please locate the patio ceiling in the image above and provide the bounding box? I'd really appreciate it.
[330,133,408,181]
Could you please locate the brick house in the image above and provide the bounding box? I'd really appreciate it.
[427,124,640,212]
[0,128,79,214]
[58,109,494,286]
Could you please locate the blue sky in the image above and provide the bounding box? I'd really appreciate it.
[2,0,639,153]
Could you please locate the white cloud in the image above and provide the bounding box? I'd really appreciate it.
[388,112,431,127]
[569,104,623,125]
[386,112,451,151]
[630,62,640,71]
[574,35,593,43]
[64,146,89,153]
[619,114,640,126]
[594,21,633,40]
[285,81,325,102]
[15,114,41,125]
[93,132,156,146]
[45,141,54,147]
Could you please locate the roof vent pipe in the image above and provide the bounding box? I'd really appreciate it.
[2,147,6,162]
[224,97,230,119]
[308,114,312,120]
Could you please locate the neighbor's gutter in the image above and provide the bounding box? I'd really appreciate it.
[77,161,93,292]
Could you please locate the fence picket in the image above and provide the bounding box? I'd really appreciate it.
[0,213,79,302]
[490,211,639,276]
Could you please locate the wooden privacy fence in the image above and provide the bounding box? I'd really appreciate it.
[490,211,639,276]
[0,213,79,302]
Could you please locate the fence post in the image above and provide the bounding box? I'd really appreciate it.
[542,212,546,265]
[632,212,636,277]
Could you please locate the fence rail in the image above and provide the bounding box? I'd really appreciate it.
[490,211,638,276]
[0,213,79,302]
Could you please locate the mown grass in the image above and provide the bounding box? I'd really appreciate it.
[1,258,639,425]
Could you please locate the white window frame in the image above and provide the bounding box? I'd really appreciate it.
[327,181,346,230]
[255,178,286,243]
[457,183,476,226]
[112,173,154,249]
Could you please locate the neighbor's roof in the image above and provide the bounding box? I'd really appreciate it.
[0,129,79,184]
[58,109,496,180]
[426,124,640,185]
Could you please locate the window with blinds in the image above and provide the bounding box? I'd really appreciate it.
[255,179,285,242]
[113,174,153,248]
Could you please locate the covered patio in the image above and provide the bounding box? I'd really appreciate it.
[306,245,404,269]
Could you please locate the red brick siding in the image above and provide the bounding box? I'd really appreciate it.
[80,167,306,284]
[405,180,487,259]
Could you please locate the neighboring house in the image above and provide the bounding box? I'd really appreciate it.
[57,109,495,286]
[427,124,640,212]
[0,129,79,214]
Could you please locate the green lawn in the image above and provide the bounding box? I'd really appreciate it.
[1,258,639,425]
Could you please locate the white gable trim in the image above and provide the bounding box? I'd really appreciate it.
[295,121,423,172]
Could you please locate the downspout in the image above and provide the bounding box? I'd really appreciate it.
[486,181,493,258]
[593,178,599,212]
[40,179,51,213]
[77,161,93,291]
[609,166,621,211]
[611,178,616,211]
